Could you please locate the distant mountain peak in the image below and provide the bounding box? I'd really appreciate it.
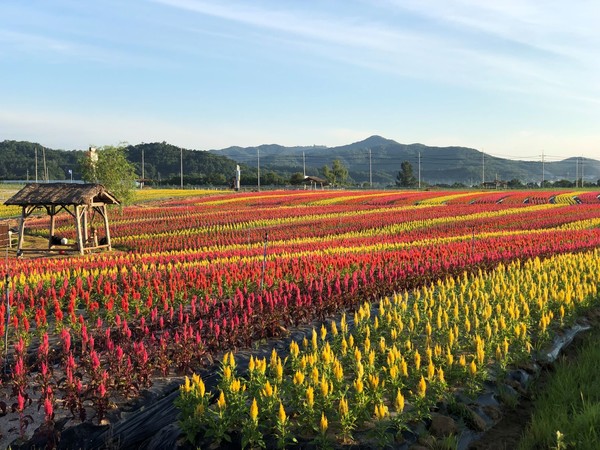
[352,135,398,147]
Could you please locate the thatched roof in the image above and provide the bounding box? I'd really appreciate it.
[303,176,328,184]
[4,183,119,206]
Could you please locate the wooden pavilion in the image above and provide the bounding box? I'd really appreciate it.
[302,175,328,190]
[4,183,119,256]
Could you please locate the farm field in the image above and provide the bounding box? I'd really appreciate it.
[0,188,599,448]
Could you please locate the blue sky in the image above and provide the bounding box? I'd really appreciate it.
[1,0,599,160]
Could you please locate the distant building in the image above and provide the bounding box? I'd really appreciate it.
[302,175,328,190]
[482,180,508,189]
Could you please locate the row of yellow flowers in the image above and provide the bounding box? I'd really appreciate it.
[415,192,484,205]
[177,248,600,448]
[552,191,586,205]
[134,188,221,201]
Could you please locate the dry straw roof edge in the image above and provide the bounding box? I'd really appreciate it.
[3,183,120,206]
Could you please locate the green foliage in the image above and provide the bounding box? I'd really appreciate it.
[396,161,417,187]
[80,145,137,205]
[322,159,349,186]
[0,140,82,181]
[127,142,253,187]
[519,328,600,450]
[289,172,305,185]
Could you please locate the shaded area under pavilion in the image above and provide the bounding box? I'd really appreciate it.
[4,183,119,256]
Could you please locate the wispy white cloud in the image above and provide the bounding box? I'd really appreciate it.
[152,0,600,107]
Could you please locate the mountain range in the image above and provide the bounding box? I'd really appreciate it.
[211,135,600,186]
[1,136,598,187]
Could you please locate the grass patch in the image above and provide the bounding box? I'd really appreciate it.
[519,328,600,450]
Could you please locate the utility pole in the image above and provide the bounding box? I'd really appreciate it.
[42,147,48,182]
[581,157,585,186]
[418,151,421,189]
[541,150,545,187]
[35,147,38,183]
[257,148,261,191]
[303,151,306,178]
[481,151,485,185]
[180,147,183,189]
[368,148,372,187]
[141,148,145,188]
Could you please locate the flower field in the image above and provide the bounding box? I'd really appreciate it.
[0,188,599,447]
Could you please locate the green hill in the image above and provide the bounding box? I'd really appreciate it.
[210,136,600,186]
[1,137,598,187]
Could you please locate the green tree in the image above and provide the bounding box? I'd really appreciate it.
[396,161,417,187]
[80,145,137,205]
[507,178,524,188]
[289,172,306,185]
[322,159,349,186]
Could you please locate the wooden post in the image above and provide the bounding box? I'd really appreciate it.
[102,204,112,251]
[16,206,26,254]
[83,207,89,243]
[48,205,56,249]
[74,205,85,255]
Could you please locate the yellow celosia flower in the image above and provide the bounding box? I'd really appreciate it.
[437,367,445,383]
[262,380,274,398]
[446,347,454,366]
[400,358,408,377]
[395,390,405,412]
[354,346,362,363]
[354,378,364,394]
[275,360,283,383]
[250,397,259,423]
[368,350,375,367]
[333,361,344,382]
[223,365,232,380]
[293,370,305,385]
[374,403,388,420]
[414,350,421,370]
[278,402,286,424]
[290,341,300,358]
[356,361,364,379]
[469,360,477,376]
[231,378,243,393]
[306,386,314,408]
[417,376,427,398]
[227,352,236,369]
[427,360,435,380]
[320,376,330,398]
[256,358,267,374]
[217,390,226,410]
[338,396,349,417]
[368,374,380,390]
[389,365,399,381]
[321,324,327,341]
[320,412,328,433]
[311,366,319,384]
[183,376,191,393]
